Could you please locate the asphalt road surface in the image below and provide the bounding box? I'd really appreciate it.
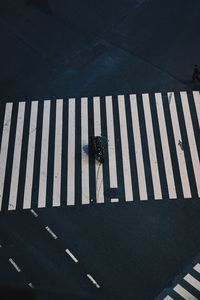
[0,1,200,300]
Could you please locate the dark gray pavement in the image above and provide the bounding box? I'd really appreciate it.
[0,0,200,100]
[0,1,200,300]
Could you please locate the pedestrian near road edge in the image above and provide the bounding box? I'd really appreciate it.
[192,64,200,82]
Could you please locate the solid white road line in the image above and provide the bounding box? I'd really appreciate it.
[173,284,198,300]
[67,98,76,205]
[184,273,200,292]
[53,99,63,207]
[81,97,90,204]
[86,274,100,288]
[118,95,133,201]
[143,93,162,200]
[163,296,174,300]
[45,226,58,239]
[180,92,200,197]
[0,103,13,211]
[105,96,118,202]
[193,91,200,127]
[9,258,21,272]
[65,249,78,263]
[8,102,25,210]
[155,93,176,199]
[93,97,104,204]
[168,92,191,198]
[23,101,38,209]
[194,263,200,273]
[130,94,147,200]
[38,100,51,208]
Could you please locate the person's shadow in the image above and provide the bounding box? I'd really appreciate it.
[83,144,89,155]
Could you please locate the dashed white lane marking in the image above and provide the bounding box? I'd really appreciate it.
[8,102,25,210]
[81,97,90,204]
[0,103,13,210]
[168,92,191,198]
[23,101,38,209]
[28,282,34,289]
[93,96,104,204]
[173,283,198,300]
[155,93,176,199]
[130,94,147,200]
[45,226,58,239]
[67,98,76,205]
[143,93,162,200]
[65,249,78,263]
[53,99,63,207]
[30,209,38,217]
[38,100,51,208]
[184,273,200,292]
[86,274,100,288]
[9,258,21,272]
[194,263,200,273]
[105,96,118,201]
[118,95,133,202]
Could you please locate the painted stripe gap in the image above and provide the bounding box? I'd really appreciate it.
[180,91,200,197]
[23,101,38,209]
[130,94,147,200]
[155,93,176,199]
[118,95,133,201]
[168,92,191,198]
[0,103,13,211]
[93,97,104,203]
[105,96,118,201]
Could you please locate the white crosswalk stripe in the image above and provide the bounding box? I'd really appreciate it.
[0,91,199,211]
[81,97,90,204]
[38,100,51,208]
[53,99,63,207]
[143,93,162,200]
[67,98,76,206]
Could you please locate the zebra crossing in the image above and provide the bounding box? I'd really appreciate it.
[0,91,199,211]
[157,262,200,300]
